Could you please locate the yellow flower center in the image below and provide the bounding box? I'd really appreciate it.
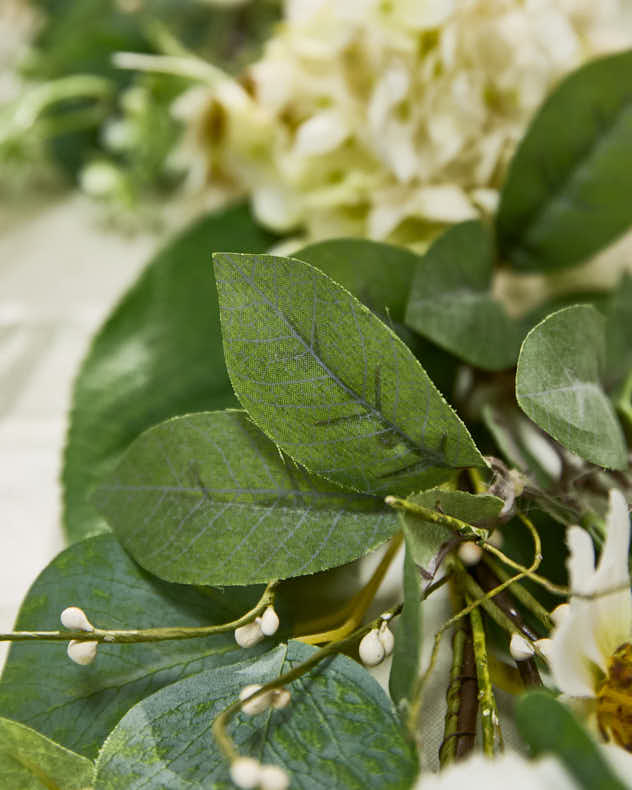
[597,642,632,752]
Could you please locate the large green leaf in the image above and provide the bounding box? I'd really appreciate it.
[62,203,277,543]
[95,641,418,789]
[516,691,628,790]
[0,717,94,790]
[516,305,627,469]
[404,221,524,370]
[497,50,632,272]
[0,534,273,760]
[399,488,502,581]
[605,273,632,392]
[214,252,485,497]
[94,410,399,585]
[294,238,419,322]
[389,540,421,717]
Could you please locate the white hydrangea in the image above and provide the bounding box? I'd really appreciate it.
[173,0,631,246]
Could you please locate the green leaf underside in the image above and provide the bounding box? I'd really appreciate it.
[0,717,94,790]
[497,49,632,272]
[294,238,419,323]
[95,642,417,790]
[516,305,627,469]
[399,489,503,580]
[0,535,272,760]
[62,203,277,543]
[516,691,628,790]
[404,221,524,371]
[214,252,484,498]
[389,540,422,715]
[94,410,399,585]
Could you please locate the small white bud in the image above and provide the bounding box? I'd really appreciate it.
[239,684,273,715]
[259,763,290,790]
[378,621,394,657]
[534,638,554,662]
[551,603,570,627]
[67,640,98,665]
[457,541,483,566]
[271,687,291,709]
[257,605,280,637]
[510,633,535,662]
[235,621,265,648]
[230,757,261,789]
[359,629,385,667]
[61,606,94,632]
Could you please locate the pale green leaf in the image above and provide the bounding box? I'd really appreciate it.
[400,489,502,581]
[497,50,632,272]
[94,410,399,585]
[516,691,628,790]
[0,717,94,790]
[63,204,277,543]
[404,221,524,370]
[0,535,273,759]
[95,642,417,789]
[389,540,421,716]
[516,305,627,469]
[214,252,485,497]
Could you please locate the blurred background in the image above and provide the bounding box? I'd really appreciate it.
[2,0,632,671]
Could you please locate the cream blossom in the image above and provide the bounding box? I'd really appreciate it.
[172,0,631,245]
[549,489,632,751]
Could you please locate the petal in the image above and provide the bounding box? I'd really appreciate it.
[549,598,600,697]
[566,525,595,596]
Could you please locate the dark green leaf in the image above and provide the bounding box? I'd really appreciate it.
[63,203,277,543]
[389,540,421,716]
[95,641,418,789]
[0,534,273,759]
[94,410,399,585]
[214,252,485,497]
[605,273,632,392]
[516,305,627,469]
[404,221,524,370]
[400,488,502,580]
[0,717,94,790]
[497,50,632,272]
[516,691,628,790]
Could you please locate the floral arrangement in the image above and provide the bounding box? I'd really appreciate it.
[1,2,632,790]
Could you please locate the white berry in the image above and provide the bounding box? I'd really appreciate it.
[67,640,98,665]
[234,621,265,648]
[259,763,290,790]
[257,605,280,637]
[510,633,535,662]
[534,638,553,662]
[378,622,394,657]
[60,606,94,632]
[230,757,261,789]
[457,542,483,566]
[271,687,291,709]
[239,684,273,715]
[359,629,385,667]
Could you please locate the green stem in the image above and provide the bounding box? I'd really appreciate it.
[0,580,278,644]
[482,555,553,631]
[385,496,488,541]
[468,600,503,756]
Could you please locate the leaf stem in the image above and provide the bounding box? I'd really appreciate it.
[481,555,554,631]
[0,580,279,644]
[468,598,503,756]
[385,496,488,541]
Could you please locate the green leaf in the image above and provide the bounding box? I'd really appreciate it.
[0,534,273,759]
[94,410,399,585]
[516,305,627,469]
[95,641,418,789]
[295,238,419,322]
[605,273,632,392]
[516,691,628,790]
[389,540,421,717]
[497,50,632,272]
[214,252,485,497]
[404,221,524,370]
[0,717,94,790]
[399,488,502,580]
[62,203,277,543]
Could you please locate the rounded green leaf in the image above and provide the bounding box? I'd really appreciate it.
[405,221,524,370]
[0,535,271,759]
[516,305,627,469]
[95,642,418,789]
[214,252,485,498]
[497,50,632,272]
[93,410,399,585]
[62,203,277,543]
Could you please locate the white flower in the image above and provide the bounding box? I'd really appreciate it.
[549,489,632,751]
[174,0,632,245]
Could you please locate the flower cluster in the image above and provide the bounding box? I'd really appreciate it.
[174,0,631,245]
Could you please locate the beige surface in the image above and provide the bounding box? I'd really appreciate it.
[0,193,157,668]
